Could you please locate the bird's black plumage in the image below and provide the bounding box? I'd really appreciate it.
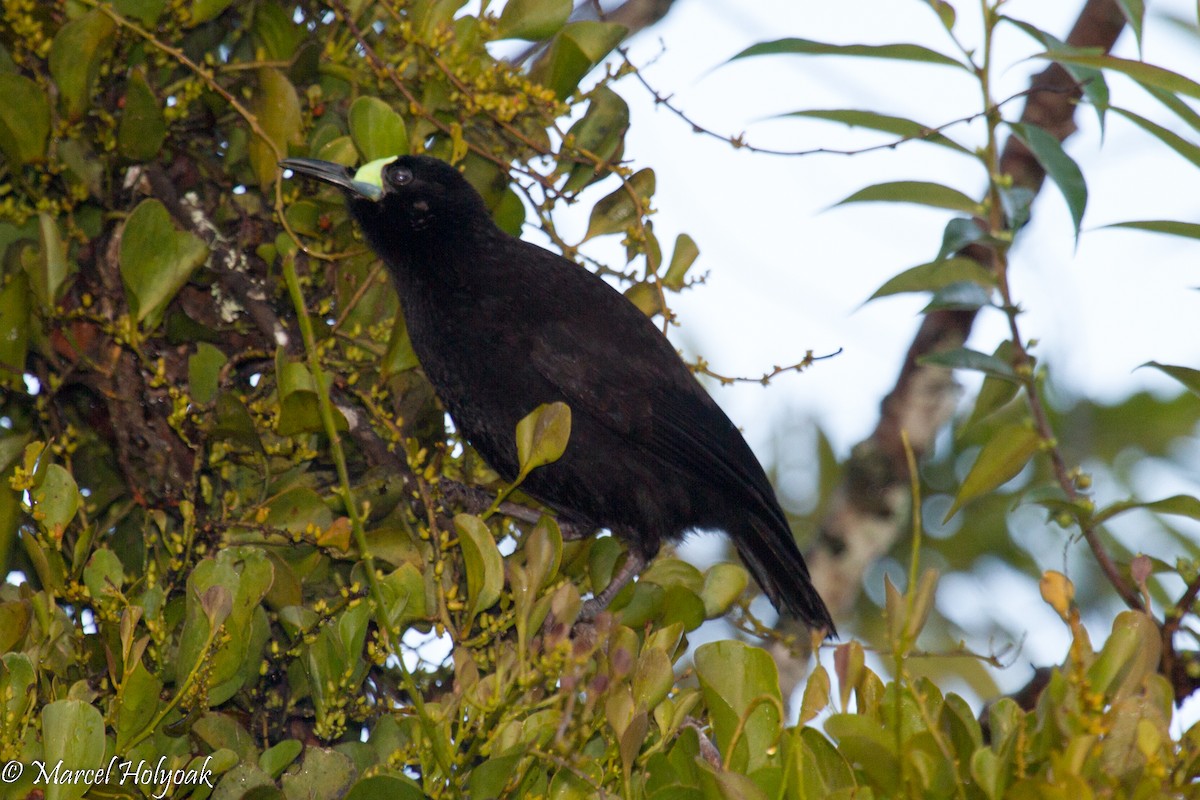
[281,154,835,633]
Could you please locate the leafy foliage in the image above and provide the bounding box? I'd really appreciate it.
[0,0,1199,798]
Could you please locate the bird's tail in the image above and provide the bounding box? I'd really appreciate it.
[733,515,836,636]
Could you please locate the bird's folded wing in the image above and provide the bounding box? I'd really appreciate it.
[528,327,787,531]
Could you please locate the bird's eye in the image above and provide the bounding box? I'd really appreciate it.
[387,164,414,186]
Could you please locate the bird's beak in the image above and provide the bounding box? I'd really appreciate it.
[280,157,385,201]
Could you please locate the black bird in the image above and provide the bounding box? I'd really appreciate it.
[281,154,835,633]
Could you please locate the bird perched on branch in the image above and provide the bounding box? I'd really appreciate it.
[281,154,835,634]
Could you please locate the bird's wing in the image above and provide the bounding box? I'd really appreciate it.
[526,304,787,533]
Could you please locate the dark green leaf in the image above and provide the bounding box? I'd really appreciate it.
[730,38,967,69]
[1039,50,1200,100]
[1005,20,1109,129]
[0,272,30,389]
[1115,0,1146,53]
[1008,123,1087,238]
[922,281,993,311]
[1103,220,1200,240]
[1141,360,1200,397]
[836,180,982,214]
[780,109,971,153]
[869,258,995,300]
[1112,106,1200,168]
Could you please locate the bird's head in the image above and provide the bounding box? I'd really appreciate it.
[280,154,491,249]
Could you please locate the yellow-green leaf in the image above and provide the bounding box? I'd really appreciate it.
[249,68,302,189]
[515,401,572,479]
[349,97,409,162]
[584,169,655,239]
[944,424,1040,521]
[497,0,571,41]
[455,514,504,619]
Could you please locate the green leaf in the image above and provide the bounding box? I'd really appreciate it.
[584,169,655,239]
[923,0,956,31]
[260,740,303,779]
[189,343,227,405]
[918,347,1016,380]
[32,464,80,540]
[83,547,125,600]
[349,97,409,162]
[0,73,50,164]
[497,0,571,40]
[48,11,116,121]
[515,401,572,479]
[114,0,166,26]
[187,0,236,26]
[694,641,782,775]
[1094,494,1200,526]
[1005,20,1108,130]
[120,199,209,327]
[836,180,982,214]
[114,660,162,750]
[20,214,71,314]
[118,70,167,161]
[249,68,302,189]
[965,341,1022,428]
[868,257,995,300]
[662,234,699,290]
[699,562,749,618]
[1008,122,1087,239]
[922,281,992,312]
[42,700,106,800]
[730,38,967,69]
[1039,50,1200,100]
[945,424,1041,521]
[799,666,831,725]
[1115,0,1146,54]
[1141,360,1200,397]
[1112,106,1200,168]
[531,21,627,100]
[0,272,30,389]
[344,775,426,800]
[562,86,630,192]
[780,109,971,153]
[455,514,504,619]
[280,748,356,800]
[1103,220,1200,240]
[1145,85,1200,135]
